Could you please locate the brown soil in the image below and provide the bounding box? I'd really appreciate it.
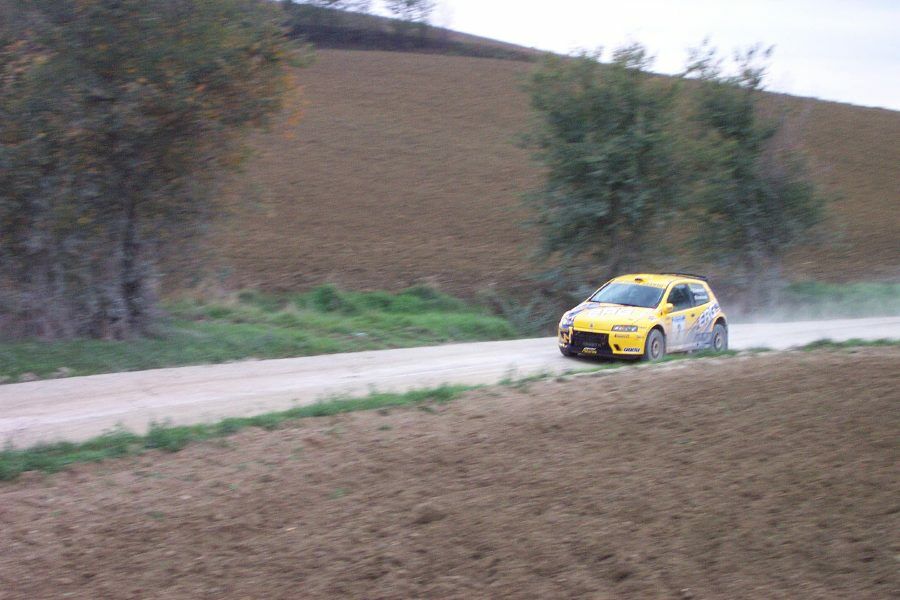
[1,349,898,599]
[204,50,900,297]
[210,50,539,296]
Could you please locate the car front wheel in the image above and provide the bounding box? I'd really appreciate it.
[642,329,665,362]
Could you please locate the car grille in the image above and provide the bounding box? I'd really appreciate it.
[571,330,610,351]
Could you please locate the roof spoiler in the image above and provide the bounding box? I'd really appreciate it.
[662,272,708,281]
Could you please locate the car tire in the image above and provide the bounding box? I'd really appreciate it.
[642,329,665,362]
[712,323,728,352]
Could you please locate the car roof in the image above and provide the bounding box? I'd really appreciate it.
[610,273,708,287]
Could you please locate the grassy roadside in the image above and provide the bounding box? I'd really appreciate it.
[799,338,899,350]
[4,282,896,384]
[2,339,896,482]
[0,286,518,383]
[0,385,473,481]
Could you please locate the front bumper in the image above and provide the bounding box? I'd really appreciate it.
[559,327,645,357]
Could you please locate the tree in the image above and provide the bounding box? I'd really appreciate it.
[684,44,825,301]
[384,0,435,24]
[523,45,683,294]
[0,0,306,339]
[291,0,372,13]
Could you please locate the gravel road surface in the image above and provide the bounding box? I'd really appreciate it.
[2,316,898,448]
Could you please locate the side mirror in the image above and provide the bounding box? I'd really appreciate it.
[663,303,674,315]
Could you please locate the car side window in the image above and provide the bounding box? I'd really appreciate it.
[668,284,692,312]
[689,283,710,307]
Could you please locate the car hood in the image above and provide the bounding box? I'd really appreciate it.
[564,303,657,331]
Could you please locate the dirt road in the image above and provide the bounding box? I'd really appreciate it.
[2,317,898,448]
[2,349,897,599]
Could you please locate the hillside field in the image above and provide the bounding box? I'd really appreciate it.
[207,49,899,297]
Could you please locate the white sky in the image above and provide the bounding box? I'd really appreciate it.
[421,0,900,111]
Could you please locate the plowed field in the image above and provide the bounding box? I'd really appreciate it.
[206,50,900,296]
[2,348,898,599]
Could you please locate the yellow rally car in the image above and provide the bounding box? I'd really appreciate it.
[558,273,728,361]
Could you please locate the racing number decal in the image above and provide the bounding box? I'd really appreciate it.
[669,314,687,349]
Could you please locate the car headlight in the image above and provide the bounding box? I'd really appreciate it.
[611,324,639,332]
[559,312,576,329]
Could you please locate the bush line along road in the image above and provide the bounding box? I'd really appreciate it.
[2,316,899,449]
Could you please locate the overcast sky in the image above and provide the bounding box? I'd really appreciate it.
[420,0,900,111]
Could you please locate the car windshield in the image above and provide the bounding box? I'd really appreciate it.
[589,283,664,309]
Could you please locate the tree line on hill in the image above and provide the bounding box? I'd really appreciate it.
[295,0,436,23]
[280,1,535,60]
[282,1,439,52]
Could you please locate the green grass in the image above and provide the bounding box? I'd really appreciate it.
[0,285,519,383]
[799,338,899,351]
[0,384,472,481]
[780,281,900,319]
